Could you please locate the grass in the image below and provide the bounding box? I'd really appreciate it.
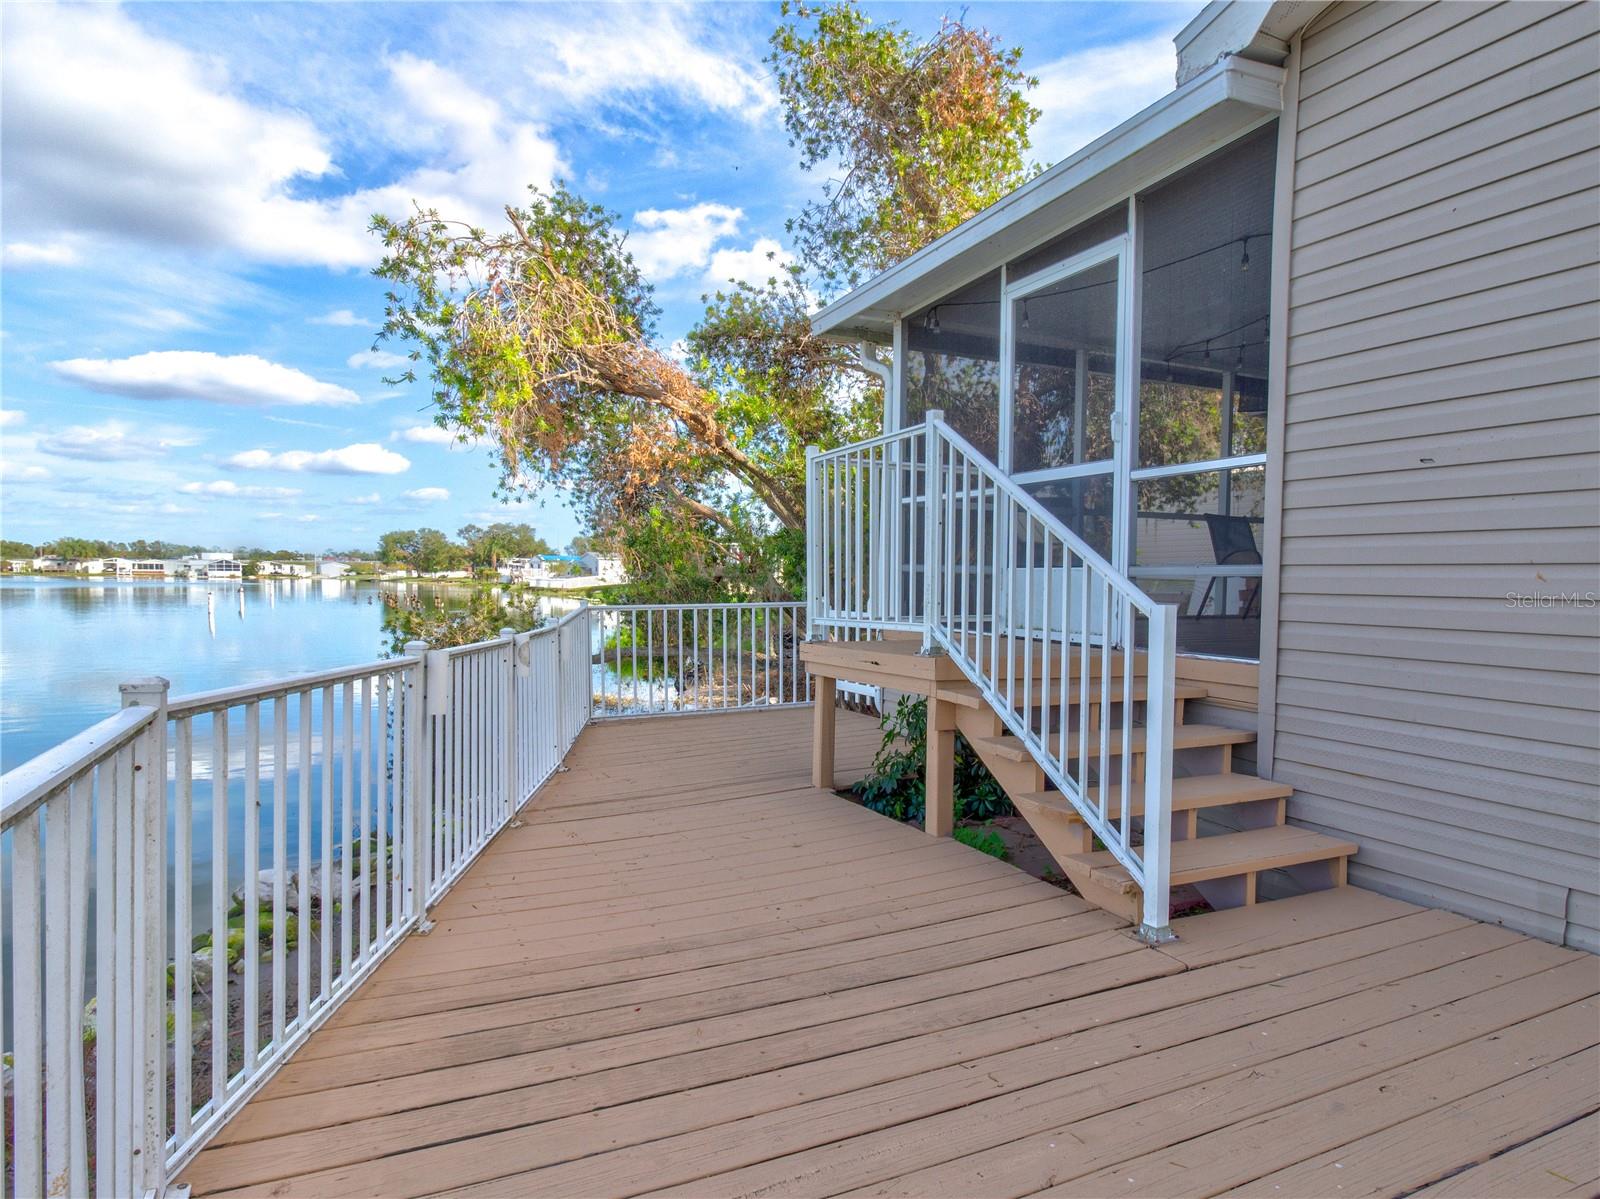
[954,824,1009,860]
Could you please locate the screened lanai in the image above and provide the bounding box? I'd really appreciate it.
[897,123,1278,660]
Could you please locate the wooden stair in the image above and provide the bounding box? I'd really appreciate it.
[949,660,1355,925]
[800,636,1358,930]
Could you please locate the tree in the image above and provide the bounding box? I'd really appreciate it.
[377,529,419,567]
[770,2,1040,287]
[371,3,1040,598]
[458,522,551,571]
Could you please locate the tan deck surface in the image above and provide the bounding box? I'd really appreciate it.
[183,709,1600,1199]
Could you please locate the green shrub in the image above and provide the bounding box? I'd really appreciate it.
[858,696,1014,824]
[954,826,1008,860]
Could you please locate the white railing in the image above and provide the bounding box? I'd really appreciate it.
[0,605,596,1194]
[807,411,1178,941]
[590,603,810,717]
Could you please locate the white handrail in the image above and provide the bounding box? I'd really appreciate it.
[806,412,1179,941]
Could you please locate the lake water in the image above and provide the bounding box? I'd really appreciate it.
[0,575,493,773]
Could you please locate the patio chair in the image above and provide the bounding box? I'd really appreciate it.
[1198,513,1261,619]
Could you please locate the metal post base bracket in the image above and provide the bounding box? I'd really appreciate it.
[1134,922,1178,945]
[413,918,436,936]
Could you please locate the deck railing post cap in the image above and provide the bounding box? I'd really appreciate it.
[805,444,820,458]
[119,676,170,705]
[924,408,944,424]
[499,627,517,638]
[403,638,429,655]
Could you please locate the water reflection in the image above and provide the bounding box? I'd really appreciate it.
[0,576,553,773]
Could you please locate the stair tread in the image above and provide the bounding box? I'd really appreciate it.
[934,680,1208,710]
[1069,826,1359,892]
[1012,773,1292,820]
[972,723,1256,764]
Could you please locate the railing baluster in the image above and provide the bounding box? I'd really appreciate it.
[319,686,334,1003]
[211,711,229,1105]
[297,692,312,1029]
[339,681,354,986]
[242,700,260,1072]
[174,713,193,1137]
[272,696,288,1048]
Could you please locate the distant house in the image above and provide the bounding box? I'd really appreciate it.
[582,553,626,585]
[257,561,311,578]
[69,558,106,574]
[4,559,32,573]
[33,556,66,572]
[316,559,352,578]
[129,560,169,577]
[106,558,133,576]
[498,556,554,584]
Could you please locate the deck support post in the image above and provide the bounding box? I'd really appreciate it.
[926,695,956,838]
[500,628,519,825]
[812,674,836,790]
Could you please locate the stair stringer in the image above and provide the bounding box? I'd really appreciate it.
[947,673,1146,925]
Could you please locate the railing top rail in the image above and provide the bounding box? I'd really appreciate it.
[809,423,927,462]
[0,703,156,827]
[929,416,1162,618]
[591,601,802,613]
[167,656,419,717]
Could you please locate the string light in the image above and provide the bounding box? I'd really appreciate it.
[1236,342,1245,369]
[1021,299,1031,330]
[926,307,940,334]
[1240,236,1251,272]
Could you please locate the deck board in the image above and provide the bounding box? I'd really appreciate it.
[181,708,1600,1199]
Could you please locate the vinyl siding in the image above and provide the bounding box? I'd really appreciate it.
[1273,0,1600,950]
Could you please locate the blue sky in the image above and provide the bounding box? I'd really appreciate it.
[0,0,1190,554]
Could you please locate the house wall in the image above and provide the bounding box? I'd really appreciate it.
[1269,0,1600,949]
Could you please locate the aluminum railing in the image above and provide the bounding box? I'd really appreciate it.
[589,603,809,717]
[807,410,1179,941]
[0,606,595,1194]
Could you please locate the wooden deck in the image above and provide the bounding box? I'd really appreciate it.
[182,709,1600,1199]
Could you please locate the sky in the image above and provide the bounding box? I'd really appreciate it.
[0,0,1190,555]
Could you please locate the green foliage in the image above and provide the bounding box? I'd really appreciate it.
[770,2,1040,288]
[375,527,470,573]
[858,696,1013,824]
[457,522,552,570]
[1,539,36,558]
[954,825,1008,860]
[381,587,543,653]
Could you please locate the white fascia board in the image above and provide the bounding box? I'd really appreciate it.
[1176,1,1330,84]
[811,56,1285,342]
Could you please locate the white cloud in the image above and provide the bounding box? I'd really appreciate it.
[1,9,564,270]
[0,461,51,483]
[705,237,795,289]
[403,486,451,503]
[348,349,409,370]
[392,423,490,451]
[1031,35,1179,165]
[629,203,743,280]
[37,420,202,462]
[499,7,774,119]
[310,309,374,328]
[0,410,25,428]
[350,492,382,504]
[50,351,360,407]
[178,480,303,499]
[227,442,411,475]
[3,240,81,267]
